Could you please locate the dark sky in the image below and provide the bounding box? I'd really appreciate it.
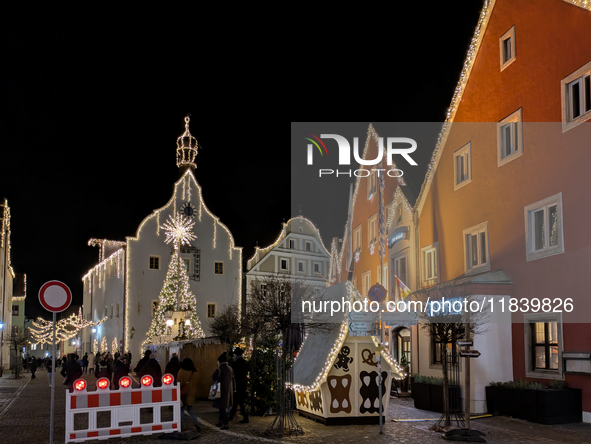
[0,3,484,319]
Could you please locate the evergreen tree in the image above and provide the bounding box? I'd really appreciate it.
[144,213,204,347]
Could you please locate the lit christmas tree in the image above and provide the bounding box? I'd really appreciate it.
[143,212,205,347]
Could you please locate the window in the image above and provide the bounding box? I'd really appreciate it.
[280,258,289,271]
[12,305,18,316]
[151,300,159,317]
[12,326,18,336]
[395,203,403,226]
[367,170,377,199]
[463,222,490,274]
[525,193,564,261]
[110,305,114,319]
[497,109,523,166]
[214,261,224,275]
[289,239,296,249]
[362,270,371,298]
[454,142,472,190]
[149,256,160,270]
[183,259,190,272]
[260,284,267,296]
[207,303,216,318]
[297,261,305,273]
[524,313,562,379]
[116,302,120,318]
[353,225,362,253]
[305,241,312,252]
[393,255,408,297]
[561,61,591,132]
[421,243,439,284]
[314,263,320,274]
[499,26,516,71]
[368,214,377,245]
[431,325,459,365]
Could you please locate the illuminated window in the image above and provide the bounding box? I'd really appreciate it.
[183,259,190,272]
[214,261,224,275]
[525,193,564,261]
[431,325,459,365]
[454,142,472,190]
[524,313,562,379]
[561,61,591,132]
[463,222,490,274]
[149,256,160,270]
[207,303,216,318]
[497,109,523,166]
[499,26,516,71]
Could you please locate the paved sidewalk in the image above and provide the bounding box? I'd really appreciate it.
[3,371,591,443]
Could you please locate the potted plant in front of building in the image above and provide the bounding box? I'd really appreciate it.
[535,380,582,425]
[411,374,432,410]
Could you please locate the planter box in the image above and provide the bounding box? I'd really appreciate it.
[486,386,582,424]
[412,382,431,411]
[536,388,582,425]
[413,382,460,413]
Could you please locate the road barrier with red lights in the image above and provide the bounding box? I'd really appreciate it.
[65,374,180,442]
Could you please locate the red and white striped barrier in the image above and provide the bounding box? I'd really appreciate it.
[65,374,180,443]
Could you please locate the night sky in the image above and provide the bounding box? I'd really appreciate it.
[0,3,483,320]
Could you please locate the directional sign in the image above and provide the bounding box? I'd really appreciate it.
[459,350,481,358]
[457,340,474,347]
[368,284,387,303]
[39,280,72,313]
[349,322,375,331]
[348,311,377,322]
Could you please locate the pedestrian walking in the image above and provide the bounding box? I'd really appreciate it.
[112,355,129,390]
[178,358,200,432]
[229,347,249,423]
[82,353,89,374]
[134,349,151,375]
[139,353,162,387]
[165,353,181,383]
[211,351,235,430]
[30,357,37,379]
[46,357,53,386]
[87,352,95,375]
[61,354,83,392]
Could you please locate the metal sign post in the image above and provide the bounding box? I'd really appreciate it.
[368,283,387,435]
[39,280,72,444]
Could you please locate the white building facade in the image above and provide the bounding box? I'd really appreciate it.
[82,118,242,355]
[246,216,331,299]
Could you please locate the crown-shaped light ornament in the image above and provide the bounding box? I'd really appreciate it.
[176,116,198,169]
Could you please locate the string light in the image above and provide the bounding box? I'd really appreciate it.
[30,307,107,345]
[565,0,591,11]
[93,339,98,354]
[176,116,198,169]
[246,216,331,270]
[101,337,107,353]
[0,199,15,279]
[112,337,118,354]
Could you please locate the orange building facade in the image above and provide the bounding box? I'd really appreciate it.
[416,0,591,419]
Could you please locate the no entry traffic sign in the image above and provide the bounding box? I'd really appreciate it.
[39,280,72,313]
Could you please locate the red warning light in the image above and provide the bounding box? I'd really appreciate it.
[97,378,109,389]
[141,375,153,387]
[120,377,132,388]
[162,374,173,385]
[74,379,87,391]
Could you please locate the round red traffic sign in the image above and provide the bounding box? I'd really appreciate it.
[39,280,72,313]
[368,283,387,303]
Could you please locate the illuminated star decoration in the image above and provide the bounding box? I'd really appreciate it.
[161,213,196,248]
[355,251,360,263]
[369,242,375,255]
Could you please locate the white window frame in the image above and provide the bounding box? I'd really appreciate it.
[421,243,439,286]
[393,253,409,289]
[297,260,305,273]
[524,193,564,262]
[207,303,217,319]
[367,169,377,200]
[368,214,377,246]
[362,270,371,298]
[463,222,490,275]
[214,261,224,275]
[561,60,591,132]
[454,142,472,190]
[149,255,160,270]
[497,108,523,166]
[524,313,563,380]
[499,26,516,71]
[279,258,289,271]
[353,225,362,253]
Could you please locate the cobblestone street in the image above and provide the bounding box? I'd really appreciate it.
[3,370,591,443]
